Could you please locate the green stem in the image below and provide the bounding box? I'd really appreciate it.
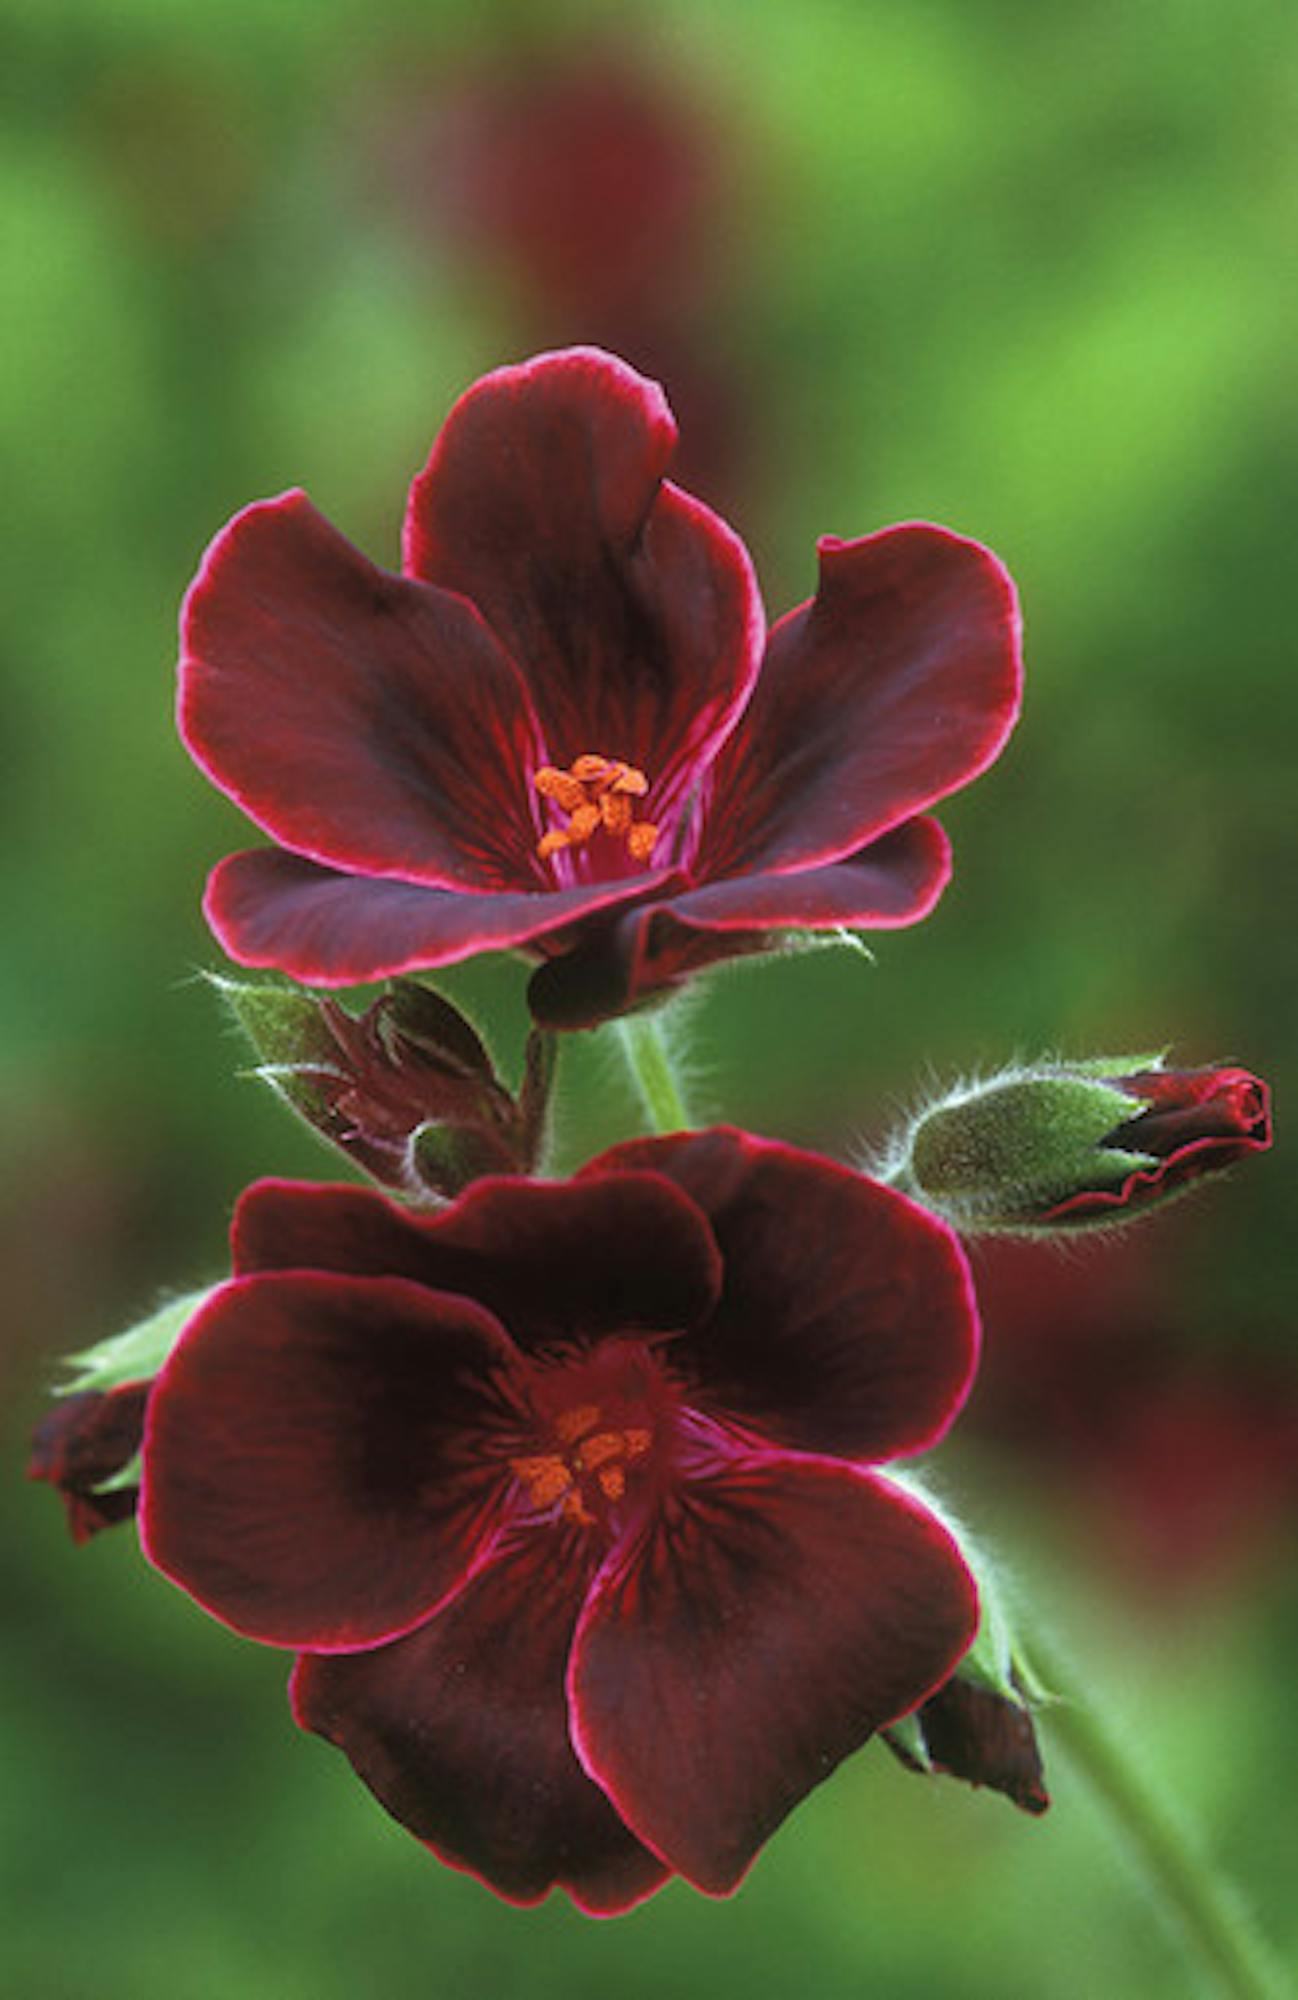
[614,1014,692,1134]
[1030,1630,1286,1999]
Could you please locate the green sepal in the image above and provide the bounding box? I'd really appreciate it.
[406,1120,517,1200]
[886,1711,933,1770]
[57,1287,212,1397]
[92,1449,143,1496]
[1069,1049,1169,1079]
[910,1074,1140,1204]
[208,971,338,1072]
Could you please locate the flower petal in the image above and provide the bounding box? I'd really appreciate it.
[140,1274,517,1649]
[580,1128,978,1461]
[569,1454,977,1894]
[180,490,546,887]
[292,1529,670,1913]
[205,846,684,985]
[525,818,951,1030]
[232,1173,722,1349]
[696,525,1022,877]
[403,348,763,824]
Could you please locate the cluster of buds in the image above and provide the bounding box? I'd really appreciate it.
[878,1057,1271,1235]
[215,974,556,1202]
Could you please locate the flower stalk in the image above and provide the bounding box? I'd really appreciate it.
[614,1014,693,1134]
[1028,1629,1286,2000]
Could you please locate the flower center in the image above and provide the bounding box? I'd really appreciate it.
[510,1399,653,1528]
[534,754,660,866]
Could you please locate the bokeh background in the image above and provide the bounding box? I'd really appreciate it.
[4,0,1296,1993]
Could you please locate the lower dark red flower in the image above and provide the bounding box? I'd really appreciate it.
[139,1129,980,1909]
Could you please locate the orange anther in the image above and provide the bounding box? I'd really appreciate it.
[574,1431,627,1473]
[625,821,660,864]
[511,1454,573,1510]
[554,1403,602,1445]
[600,790,633,837]
[533,766,588,813]
[623,1429,652,1459]
[570,753,616,784]
[610,764,649,796]
[567,802,601,842]
[597,1466,627,1502]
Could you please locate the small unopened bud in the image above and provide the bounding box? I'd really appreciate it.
[28,1287,213,1543]
[882,1056,1271,1234]
[213,975,556,1202]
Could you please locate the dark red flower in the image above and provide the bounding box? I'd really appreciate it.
[139,1128,979,1910]
[28,1385,148,1543]
[180,347,1022,1028]
[1043,1064,1272,1226]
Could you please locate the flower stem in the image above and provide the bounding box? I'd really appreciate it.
[1029,1629,1286,1999]
[615,1014,692,1134]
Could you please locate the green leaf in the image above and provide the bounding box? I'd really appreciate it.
[58,1287,213,1396]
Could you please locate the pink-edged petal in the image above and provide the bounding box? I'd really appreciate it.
[232,1173,721,1349]
[580,1127,978,1462]
[292,1528,670,1913]
[180,490,546,888]
[205,846,685,985]
[403,348,763,824]
[569,1453,977,1895]
[662,815,952,931]
[696,525,1022,878]
[525,819,951,1030]
[140,1274,517,1650]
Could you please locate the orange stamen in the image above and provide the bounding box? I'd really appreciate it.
[534,752,660,867]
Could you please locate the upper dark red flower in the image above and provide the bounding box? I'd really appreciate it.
[139,1128,979,1911]
[179,347,1023,1027]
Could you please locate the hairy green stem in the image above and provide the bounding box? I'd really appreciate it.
[614,1014,692,1134]
[1031,1630,1286,1999]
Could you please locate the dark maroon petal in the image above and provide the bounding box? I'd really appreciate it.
[206,846,684,985]
[232,1172,721,1350]
[403,348,763,825]
[292,1529,670,1913]
[180,490,548,887]
[695,525,1022,878]
[569,1453,977,1894]
[580,1128,978,1461]
[662,816,952,932]
[140,1274,517,1649]
[525,819,951,1030]
[28,1385,149,1544]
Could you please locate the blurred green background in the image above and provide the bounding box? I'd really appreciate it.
[4,0,1295,1993]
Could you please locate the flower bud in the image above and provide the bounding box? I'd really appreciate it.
[881,1483,1050,1812]
[214,975,556,1202]
[28,1287,212,1542]
[884,1672,1050,1815]
[885,1057,1271,1234]
[28,1386,149,1544]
